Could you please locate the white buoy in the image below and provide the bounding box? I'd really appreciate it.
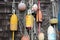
[32,4,38,11]
[38,32,44,40]
[47,25,56,40]
[18,1,26,11]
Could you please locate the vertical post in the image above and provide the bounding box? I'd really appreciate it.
[58,0,60,40]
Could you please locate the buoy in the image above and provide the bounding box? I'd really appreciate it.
[10,13,18,40]
[36,10,42,22]
[36,0,42,22]
[21,35,30,40]
[32,4,38,11]
[47,25,56,40]
[10,13,18,31]
[49,18,58,24]
[26,10,34,29]
[18,1,26,11]
[26,15,34,28]
[38,32,44,40]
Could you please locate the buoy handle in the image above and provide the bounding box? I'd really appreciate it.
[12,31,14,40]
[12,9,15,14]
[12,0,15,14]
[27,9,32,14]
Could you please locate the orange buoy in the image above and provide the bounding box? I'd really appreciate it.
[36,9,42,22]
[21,35,30,40]
[36,0,42,22]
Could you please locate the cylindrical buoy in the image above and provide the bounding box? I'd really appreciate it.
[26,9,34,29]
[10,13,18,31]
[36,0,42,22]
[47,25,56,40]
[26,14,34,29]
[36,9,42,22]
[21,35,30,40]
[38,32,44,40]
[32,4,38,11]
[49,18,58,24]
[10,13,18,40]
[18,1,26,11]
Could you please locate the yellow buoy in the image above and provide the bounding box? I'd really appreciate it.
[26,14,34,28]
[10,13,18,40]
[49,18,58,24]
[10,13,18,31]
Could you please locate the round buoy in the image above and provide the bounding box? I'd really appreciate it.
[32,4,38,11]
[21,35,30,40]
[18,2,26,11]
[10,13,18,31]
[49,18,58,24]
[38,32,44,40]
